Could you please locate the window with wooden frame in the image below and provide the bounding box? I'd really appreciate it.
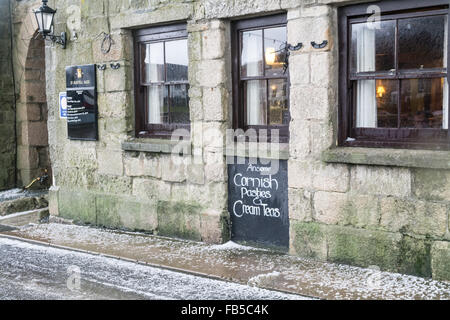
[339,0,450,150]
[231,14,290,143]
[134,24,190,139]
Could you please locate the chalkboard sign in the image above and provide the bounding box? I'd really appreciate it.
[228,157,289,249]
[65,64,98,140]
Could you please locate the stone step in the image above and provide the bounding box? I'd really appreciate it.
[0,225,16,232]
[0,208,49,227]
[0,189,48,216]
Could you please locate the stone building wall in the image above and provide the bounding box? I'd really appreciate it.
[16,34,50,187]
[0,0,16,190]
[8,0,450,281]
[43,0,233,244]
[7,0,50,188]
[285,1,450,282]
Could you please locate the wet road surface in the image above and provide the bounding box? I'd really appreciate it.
[0,237,306,300]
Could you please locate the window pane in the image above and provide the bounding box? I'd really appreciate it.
[170,84,190,124]
[244,80,267,125]
[444,78,448,130]
[241,30,263,77]
[43,12,53,32]
[400,78,445,128]
[264,27,287,77]
[399,16,447,70]
[351,20,396,73]
[147,85,168,124]
[356,79,398,128]
[142,42,164,83]
[446,16,449,69]
[268,79,288,125]
[375,80,398,128]
[165,39,188,82]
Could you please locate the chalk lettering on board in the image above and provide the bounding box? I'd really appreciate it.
[228,157,289,248]
[231,170,281,219]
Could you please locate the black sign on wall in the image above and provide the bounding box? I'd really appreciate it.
[228,157,289,250]
[65,64,98,140]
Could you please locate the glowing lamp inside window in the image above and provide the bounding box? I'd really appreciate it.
[377,85,386,98]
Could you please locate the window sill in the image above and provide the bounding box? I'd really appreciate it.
[121,138,191,155]
[321,147,450,170]
[224,142,290,160]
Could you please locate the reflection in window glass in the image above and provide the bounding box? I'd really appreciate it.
[268,79,288,125]
[446,16,448,69]
[245,80,267,125]
[142,42,164,83]
[351,20,396,73]
[241,30,263,77]
[400,78,445,128]
[355,78,449,129]
[264,27,287,77]
[375,80,398,128]
[356,80,398,128]
[399,16,447,70]
[143,39,189,126]
[170,84,189,124]
[166,39,188,82]
[236,19,289,137]
[147,85,168,124]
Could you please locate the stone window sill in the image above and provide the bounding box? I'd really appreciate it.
[121,138,191,155]
[224,142,290,160]
[321,147,450,170]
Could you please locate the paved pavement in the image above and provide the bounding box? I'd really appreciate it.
[0,237,305,300]
[1,222,449,300]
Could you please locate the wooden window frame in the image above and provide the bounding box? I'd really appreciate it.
[338,0,450,150]
[231,14,290,143]
[133,23,190,139]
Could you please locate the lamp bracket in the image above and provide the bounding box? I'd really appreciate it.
[44,32,67,49]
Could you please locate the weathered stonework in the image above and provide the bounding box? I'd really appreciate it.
[285,0,449,281]
[350,165,412,198]
[4,0,449,282]
[431,241,450,282]
[0,0,15,190]
[291,221,434,277]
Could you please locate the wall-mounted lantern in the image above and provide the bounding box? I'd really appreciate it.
[264,43,303,73]
[265,42,303,74]
[265,47,278,66]
[34,0,66,49]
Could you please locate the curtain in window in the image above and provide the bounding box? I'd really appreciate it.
[444,78,448,130]
[443,19,448,130]
[244,32,265,125]
[356,25,377,128]
[148,86,163,124]
[146,45,163,124]
[247,80,264,125]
